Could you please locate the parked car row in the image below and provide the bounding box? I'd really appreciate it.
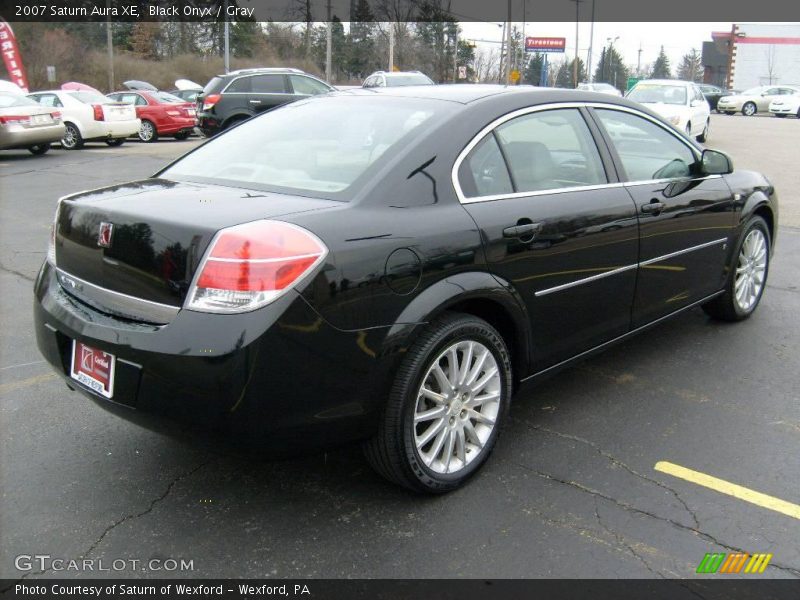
[717,85,800,117]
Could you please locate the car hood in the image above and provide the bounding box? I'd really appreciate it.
[637,102,686,119]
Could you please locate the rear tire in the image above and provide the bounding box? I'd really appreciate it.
[105,138,125,146]
[61,122,83,150]
[173,131,190,140]
[28,144,50,155]
[138,120,158,143]
[364,313,512,493]
[703,216,770,322]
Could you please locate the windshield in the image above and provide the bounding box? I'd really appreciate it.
[386,74,434,86]
[155,91,185,103]
[160,96,447,196]
[0,92,39,108]
[68,91,110,104]
[627,84,687,105]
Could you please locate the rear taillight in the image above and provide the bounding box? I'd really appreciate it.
[165,109,181,116]
[187,220,327,314]
[92,104,104,121]
[0,115,31,125]
[51,111,62,121]
[47,201,62,267]
[202,94,221,111]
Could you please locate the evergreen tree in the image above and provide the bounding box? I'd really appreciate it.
[594,45,629,91]
[524,52,545,86]
[677,48,702,82]
[651,46,671,79]
[555,57,587,88]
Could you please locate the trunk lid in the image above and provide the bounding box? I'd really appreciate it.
[54,179,341,310]
[101,102,137,122]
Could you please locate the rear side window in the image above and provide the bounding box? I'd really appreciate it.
[251,75,286,93]
[33,94,62,107]
[494,108,606,193]
[203,77,224,94]
[594,109,698,181]
[225,77,251,93]
[459,134,513,198]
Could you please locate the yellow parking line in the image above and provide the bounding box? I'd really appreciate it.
[0,373,57,395]
[655,461,800,521]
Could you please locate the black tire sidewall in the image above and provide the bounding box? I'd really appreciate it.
[729,216,770,319]
[398,317,512,492]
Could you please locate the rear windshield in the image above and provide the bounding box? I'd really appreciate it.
[160,96,448,197]
[203,77,224,94]
[0,92,38,108]
[154,91,185,103]
[386,74,434,86]
[68,91,110,104]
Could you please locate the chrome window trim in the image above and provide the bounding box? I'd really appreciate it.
[451,101,706,205]
[55,268,179,325]
[220,73,289,95]
[532,237,728,297]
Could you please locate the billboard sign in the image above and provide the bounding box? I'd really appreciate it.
[525,37,566,53]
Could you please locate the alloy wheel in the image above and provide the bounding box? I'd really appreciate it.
[413,340,501,475]
[743,102,756,116]
[139,121,155,142]
[62,124,78,149]
[734,228,768,313]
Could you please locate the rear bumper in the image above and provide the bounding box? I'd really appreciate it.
[34,261,396,453]
[197,113,222,136]
[84,119,141,140]
[0,123,65,149]
[156,117,198,135]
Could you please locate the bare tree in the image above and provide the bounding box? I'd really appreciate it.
[764,45,779,85]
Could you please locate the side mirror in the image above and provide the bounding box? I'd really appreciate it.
[701,149,733,175]
[690,99,705,107]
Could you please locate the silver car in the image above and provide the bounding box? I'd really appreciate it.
[0,92,65,155]
[717,85,800,116]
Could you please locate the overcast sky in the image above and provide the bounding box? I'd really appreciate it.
[459,22,733,74]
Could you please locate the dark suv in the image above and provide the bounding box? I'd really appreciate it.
[196,68,334,136]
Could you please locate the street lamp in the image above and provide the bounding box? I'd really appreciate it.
[607,36,619,88]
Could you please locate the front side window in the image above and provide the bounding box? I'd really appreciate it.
[595,109,698,181]
[494,108,607,193]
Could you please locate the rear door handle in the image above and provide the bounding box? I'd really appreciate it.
[249,99,262,104]
[503,222,542,239]
[640,200,666,214]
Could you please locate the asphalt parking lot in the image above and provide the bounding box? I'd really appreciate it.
[1,114,799,581]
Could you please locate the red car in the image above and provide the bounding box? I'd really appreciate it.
[106,90,197,142]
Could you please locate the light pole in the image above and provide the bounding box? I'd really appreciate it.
[607,36,619,88]
[587,0,595,83]
[571,0,583,86]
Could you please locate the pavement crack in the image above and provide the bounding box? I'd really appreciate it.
[593,496,664,578]
[513,461,800,578]
[513,416,701,529]
[2,458,215,587]
[0,261,35,282]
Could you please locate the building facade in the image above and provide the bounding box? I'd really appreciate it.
[703,23,800,90]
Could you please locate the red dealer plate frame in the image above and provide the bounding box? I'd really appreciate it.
[70,341,115,399]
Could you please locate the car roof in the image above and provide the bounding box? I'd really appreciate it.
[333,84,643,108]
[634,79,697,87]
[219,67,306,78]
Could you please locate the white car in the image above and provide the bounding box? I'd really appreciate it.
[626,79,711,142]
[27,90,140,149]
[576,82,623,97]
[718,85,800,116]
[768,93,800,118]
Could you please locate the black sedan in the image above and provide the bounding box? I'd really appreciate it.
[34,86,778,493]
[698,84,732,112]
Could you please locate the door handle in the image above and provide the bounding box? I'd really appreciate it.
[503,222,542,239]
[640,200,666,215]
[249,99,262,104]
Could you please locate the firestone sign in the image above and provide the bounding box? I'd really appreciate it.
[0,20,29,92]
[525,37,566,53]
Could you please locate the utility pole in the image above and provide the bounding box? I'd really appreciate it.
[325,0,332,82]
[587,0,595,83]
[453,26,458,82]
[505,0,512,85]
[521,0,526,79]
[105,1,113,92]
[637,42,642,77]
[499,21,506,84]
[572,0,582,86]
[388,23,394,71]
[223,0,230,73]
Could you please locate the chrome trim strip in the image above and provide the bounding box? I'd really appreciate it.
[452,101,704,205]
[639,238,728,266]
[534,264,638,297]
[55,268,179,325]
[533,237,728,297]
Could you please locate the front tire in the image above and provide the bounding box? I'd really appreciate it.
[105,138,125,146]
[138,120,158,143]
[28,144,50,155]
[364,313,512,493]
[703,216,770,321]
[696,119,710,143]
[742,102,757,116]
[774,113,787,118]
